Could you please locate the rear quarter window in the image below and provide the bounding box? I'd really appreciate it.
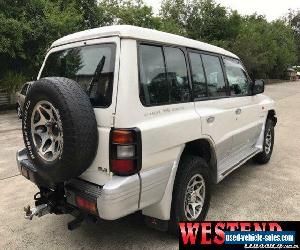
[138,44,191,106]
[201,54,226,97]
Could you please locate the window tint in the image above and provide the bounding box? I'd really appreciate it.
[189,52,206,98]
[139,45,169,105]
[139,44,190,106]
[164,47,190,103]
[21,84,28,95]
[224,58,250,96]
[41,43,116,107]
[202,54,226,97]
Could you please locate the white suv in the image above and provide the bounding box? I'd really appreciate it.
[17,25,277,233]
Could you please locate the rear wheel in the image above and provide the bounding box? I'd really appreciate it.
[253,119,274,164]
[169,155,211,235]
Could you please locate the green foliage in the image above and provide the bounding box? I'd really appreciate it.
[228,16,296,78]
[117,0,160,28]
[159,0,297,79]
[285,9,300,65]
[0,0,298,90]
[159,0,186,35]
[0,0,84,78]
[0,71,29,93]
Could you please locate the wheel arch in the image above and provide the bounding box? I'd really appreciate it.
[267,109,277,127]
[141,137,218,221]
[180,138,218,184]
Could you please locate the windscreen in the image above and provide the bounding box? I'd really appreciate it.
[41,43,116,107]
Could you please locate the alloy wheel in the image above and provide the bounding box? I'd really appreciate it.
[30,101,63,162]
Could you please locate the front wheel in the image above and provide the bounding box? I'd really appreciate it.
[253,119,275,164]
[169,155,211,235]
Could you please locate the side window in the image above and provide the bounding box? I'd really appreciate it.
[201,54,226,97]
[189,52,207,98]
[21,84,28,95]
[139,44,190,106]
[164,47,190,103]
[139,45,169,105]
[223,57,250,96]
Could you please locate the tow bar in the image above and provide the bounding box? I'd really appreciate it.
[23,188,91,230]
[23,187,65,221]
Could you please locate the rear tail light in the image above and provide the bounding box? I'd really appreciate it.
[75,196,98,215]
[110,128,142,176]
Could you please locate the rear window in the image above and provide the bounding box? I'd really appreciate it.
[41,43,116,107]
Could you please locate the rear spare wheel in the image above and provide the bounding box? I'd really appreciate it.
[22,77,98,185]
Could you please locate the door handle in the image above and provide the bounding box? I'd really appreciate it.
[207,116,215,123]
[235,108,242,115]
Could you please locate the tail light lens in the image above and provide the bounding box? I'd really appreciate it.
[110,128,142,176]
[75,196,98,215]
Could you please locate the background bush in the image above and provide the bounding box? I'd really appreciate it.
[0,0,299,90]
[0,71,29,94]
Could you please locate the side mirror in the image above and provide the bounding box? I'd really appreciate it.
[252,79,265,95]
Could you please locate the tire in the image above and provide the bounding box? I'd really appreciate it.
[169,155,211,235]
[22,77,98,185]
[17,103,22,119]
[253,119,274,164]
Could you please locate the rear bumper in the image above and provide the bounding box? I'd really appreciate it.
[16,149,171,220]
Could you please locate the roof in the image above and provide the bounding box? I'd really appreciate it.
[51,25,238,59]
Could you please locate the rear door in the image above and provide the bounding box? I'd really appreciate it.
[38,36,121,185]
[189,51,236,170]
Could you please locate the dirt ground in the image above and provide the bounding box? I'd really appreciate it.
[0,81,299,249]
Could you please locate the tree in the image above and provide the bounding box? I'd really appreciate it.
[230,15,296,79]
[268,20,297,78]
[0,0,83,79]
[159,0,242,41]
[98,0,160,29]
[0,0,298,85]
[286,9,300,65]
[186,0,230,41]
[159,0,186,35]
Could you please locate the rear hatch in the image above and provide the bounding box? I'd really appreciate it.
[38,36,120,185]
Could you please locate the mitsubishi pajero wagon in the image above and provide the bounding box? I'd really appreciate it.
[17,25,277,234]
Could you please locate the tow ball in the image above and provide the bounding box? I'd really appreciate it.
[23,188,90,230]
[24,204,50,220]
